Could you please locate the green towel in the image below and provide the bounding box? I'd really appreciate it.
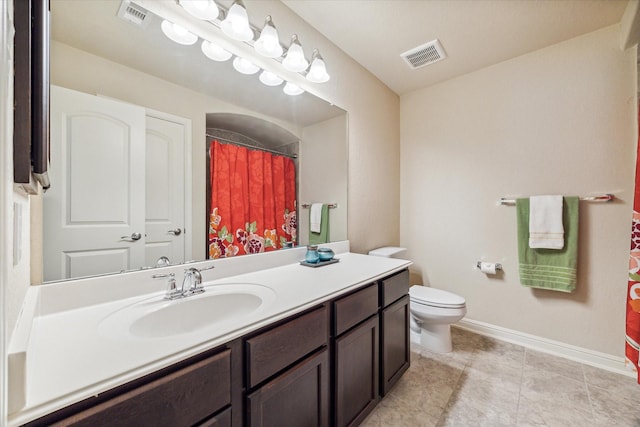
[516,197,579,292]
[309,204,330,245]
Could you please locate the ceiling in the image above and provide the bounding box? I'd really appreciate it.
[283,0,630,95]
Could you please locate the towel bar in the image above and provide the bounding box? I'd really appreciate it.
[301,203,338,209]
[499,194,614,206]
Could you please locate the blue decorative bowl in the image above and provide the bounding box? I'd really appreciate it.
[318,248,335,262]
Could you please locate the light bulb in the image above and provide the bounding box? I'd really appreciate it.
[233,57,260,75]
[282,35,308,73]
[201,40,232,62]
[259,70,283,86]
[161,20,198,45]
[255,16,283,58]
[283,82,304,96]
[221,0,253,41]
[306,49,330,83]
[180,0,219,20]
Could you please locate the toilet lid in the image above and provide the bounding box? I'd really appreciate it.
[409,286,466,308]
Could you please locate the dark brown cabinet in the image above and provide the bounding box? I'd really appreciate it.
[379,269,411,396]
[42,348,233,427]
[244,305,330,426]
[381,295,410,395]
[25,269,411,427]
[247,349,329,427]
[334,315,380,427]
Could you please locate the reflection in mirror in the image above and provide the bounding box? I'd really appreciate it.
[206,114,299,259]
[38,0,348,283]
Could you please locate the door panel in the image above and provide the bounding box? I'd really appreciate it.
[145,115,185,266]
[45,85,145,281]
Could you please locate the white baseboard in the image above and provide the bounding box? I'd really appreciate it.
[455,318,636,378]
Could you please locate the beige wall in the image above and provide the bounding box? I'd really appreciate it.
[400,25,636,356]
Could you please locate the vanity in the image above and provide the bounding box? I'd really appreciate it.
[8,242,411,426]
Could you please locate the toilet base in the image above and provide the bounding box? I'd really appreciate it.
[410,323,453,353]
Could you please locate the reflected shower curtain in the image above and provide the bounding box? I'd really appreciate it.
[208,140,297,259]
[627,105,640,384]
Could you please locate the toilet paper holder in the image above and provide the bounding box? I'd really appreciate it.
[476,262,503,271]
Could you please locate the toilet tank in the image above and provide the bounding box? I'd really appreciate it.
[368,247,407,258]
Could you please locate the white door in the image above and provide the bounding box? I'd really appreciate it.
[44,86,146,281]
[144,114,186,266]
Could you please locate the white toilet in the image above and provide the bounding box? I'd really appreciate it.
[368,247,467,353]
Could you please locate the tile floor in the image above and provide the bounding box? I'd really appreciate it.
[362,327,640,427]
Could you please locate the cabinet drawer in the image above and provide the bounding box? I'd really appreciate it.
[333,283,378,336]
[52,349,231,427]
[380,269,409,307]
[246,305,328,388]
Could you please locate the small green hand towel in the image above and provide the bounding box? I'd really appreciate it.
[516,197,579,292]
[309,204,330,245]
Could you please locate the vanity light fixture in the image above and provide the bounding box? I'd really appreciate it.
[233,57,260,75]
[254,16,283,58]
[283,81,304,96]
[220,0,253,42]
[201,40,232,61]
[306,49,330,83]
[180,0,219,21]
[161,19,198,45]
[259,70,284,86]
[282,34,308,73]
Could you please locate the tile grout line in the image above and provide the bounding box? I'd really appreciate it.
[514,348,527,426]
[434,340,478,427]
[581,364,597,421]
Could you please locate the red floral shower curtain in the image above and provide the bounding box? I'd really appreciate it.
[627,106,640,383]
[208,140,297,259]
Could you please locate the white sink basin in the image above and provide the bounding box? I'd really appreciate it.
[99,283,276,339]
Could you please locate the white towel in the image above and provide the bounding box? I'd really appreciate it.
[310,203,323,233]
[529,195,564,249]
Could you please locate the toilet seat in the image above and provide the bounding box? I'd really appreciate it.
[409,286,466,309]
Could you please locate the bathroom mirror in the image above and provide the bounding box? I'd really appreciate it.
[37,0,348,282]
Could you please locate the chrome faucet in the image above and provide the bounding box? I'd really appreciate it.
[152,264,215,300]
[182,267,204,296]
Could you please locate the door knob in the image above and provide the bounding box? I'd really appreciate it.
[120,232,142,241]
[168,228,182,236]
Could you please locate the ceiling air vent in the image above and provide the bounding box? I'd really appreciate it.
[117,0,151,28]
[401,39,447,70]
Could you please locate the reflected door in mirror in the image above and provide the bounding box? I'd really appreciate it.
[45,86,146,281]
[145,115,186,267]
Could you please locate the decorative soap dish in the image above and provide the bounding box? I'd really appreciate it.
[299,258,340,268]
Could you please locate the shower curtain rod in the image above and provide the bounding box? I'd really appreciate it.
[206,134,298,159]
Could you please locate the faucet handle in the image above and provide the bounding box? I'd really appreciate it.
[153,272,181,300]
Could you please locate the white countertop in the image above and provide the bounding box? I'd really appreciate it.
[8,243,411,426]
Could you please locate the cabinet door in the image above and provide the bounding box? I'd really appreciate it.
[247,350,329,427]
[381,295,410,396]
[334,316,379,427]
